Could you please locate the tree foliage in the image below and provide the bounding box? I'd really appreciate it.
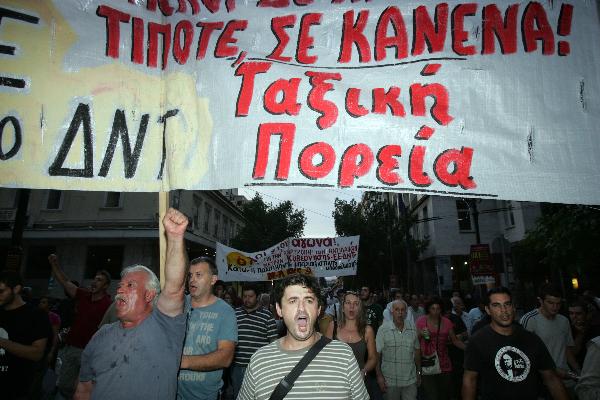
[231,193,306,252]
[333,193,428,290]
[515,204,600,289]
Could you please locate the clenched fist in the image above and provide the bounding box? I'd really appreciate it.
[162,208,188,238]
[48,253,59,268]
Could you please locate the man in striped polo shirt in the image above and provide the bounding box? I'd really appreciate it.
[238,274,369,400]
[231,283,278,398]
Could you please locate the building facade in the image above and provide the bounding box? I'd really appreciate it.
[0,188,245,297]
[401,194,542,296]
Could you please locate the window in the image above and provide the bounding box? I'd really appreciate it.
[171,191,181,209]
[25,245,56,279]
[422,206,429,237]
[223,216,229,243]
[104,192,122,208]
[0,189,17,208]
[193,211,199,230]
[0,246,9,273]
[193,196,203,230]
[203,203,212,233]
[456,200,472,231]
[214,210,221,237]
[46,190,62,210]
[85,245,124,279]
[503,200,515,228]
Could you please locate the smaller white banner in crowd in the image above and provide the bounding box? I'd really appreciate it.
[215,236,359,282]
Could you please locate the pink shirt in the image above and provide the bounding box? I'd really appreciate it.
[416,315,454,372]
[48,311,61,327]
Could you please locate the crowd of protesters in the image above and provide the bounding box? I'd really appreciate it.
[314,284,600,400]
[2,213,600,399]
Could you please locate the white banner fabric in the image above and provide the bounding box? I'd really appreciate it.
[1,1,599,204]
[215,236,359,281]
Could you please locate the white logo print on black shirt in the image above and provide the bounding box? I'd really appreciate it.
[494,346,531,382]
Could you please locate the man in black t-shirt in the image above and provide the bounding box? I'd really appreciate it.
[360,285,383,331]
[360,285,384,400]
[463,287,569,400]
[448,297,468,400]
[0,271,51,400]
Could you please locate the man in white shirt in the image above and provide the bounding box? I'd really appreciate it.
[520,283,580,393]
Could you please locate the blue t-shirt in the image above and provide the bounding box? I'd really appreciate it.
[79,306,187,400]
[177,297,237,400]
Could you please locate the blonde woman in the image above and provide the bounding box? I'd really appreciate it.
[326,291,377,378]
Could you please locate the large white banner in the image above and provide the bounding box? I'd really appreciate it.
[1,1,599,204]
[215,236,359,281]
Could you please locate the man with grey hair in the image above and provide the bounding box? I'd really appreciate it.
[376,300,421,400]
[74,208,189,400]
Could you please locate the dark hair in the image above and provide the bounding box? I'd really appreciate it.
[38,295,54,308]
[190,256,218,275]
[0,270,23,289]
[538,282,562,300]
[485,286,512,305]
[442,297,453,313]
[242,283,260,297]
[568,299,587,312]
[95,269,112,285]
[214,280,225,289]
[425,296,445,314]
[359,285,371,300]
[273,274,321,307]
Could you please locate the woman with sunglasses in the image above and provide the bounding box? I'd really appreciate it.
[325,291,377,380]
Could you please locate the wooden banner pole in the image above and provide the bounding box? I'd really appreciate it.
[158,191,169,288]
